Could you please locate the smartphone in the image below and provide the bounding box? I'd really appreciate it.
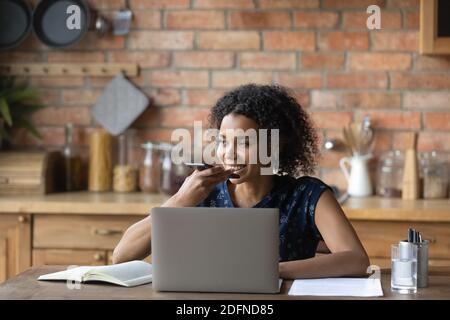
[184,162,240,178]
[184,162,213,171]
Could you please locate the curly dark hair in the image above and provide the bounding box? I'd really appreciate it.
[209,84,319,177]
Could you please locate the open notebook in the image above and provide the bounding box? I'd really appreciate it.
[37,261,152,287]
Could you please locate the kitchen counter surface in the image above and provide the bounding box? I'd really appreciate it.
[0,192,449,221]
[1,265,449,300]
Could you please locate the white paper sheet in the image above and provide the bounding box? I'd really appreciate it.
[288,278,383,297]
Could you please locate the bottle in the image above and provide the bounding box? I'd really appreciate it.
[139,142,161,193]
[376,150,404,198]
[420,151,449,199]
[113,130,138,192]
[63,123,86,191]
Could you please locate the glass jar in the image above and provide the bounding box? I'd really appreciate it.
[376,150,404,198]
[113,129,138,192]
[139,142,161,193]
[159,143,192,195]
[420,151,449,199]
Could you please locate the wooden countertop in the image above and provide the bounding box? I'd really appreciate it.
[1,265,449,300]
[0,192,449,221]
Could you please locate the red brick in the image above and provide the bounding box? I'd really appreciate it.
[133,107,161,127]
[405,11,419,29]
[342,12,401,29]
[37,89,61,105]
[319,31,369,50]
[230,11,291,29]
[239,52,296,70]
[310,112,352,129]
[136,128,175,143]
[31,76,84,88]
[319,168,347,191]
[391,73,450,89]
[403,92,450,108]
[72,33,125,50]
[301,53,344,70]
[277,73,322,89]
[0,52,41,63]
[148,89,182,106]
[327,73,388,89]
[47,51,105,63]
[129,31,193,50]
[323,0,386,8]
[415,56,450,70]
[110,51,170,68]
[166,11,225,29]
[294,12,339,28]
[87,0,124,10]
[387,0,419,8]
[417,132,450,152]
[349,53,411,70]
[264,32,315,51]
[372,31,419,51]
[132,11,161,29]
[62,89,101,104]
[212,71,272,88]
[184,89,225,106]
[11,126,65,147]
[259,0,319,8]
[160,107,210,127]
[148,71,209,88]
[32,106,91,126]
[195,0,254,8]
[130,0,189,9]
[90,74,145,88]
[363,111,421,129]
[310,91,340,109]
[342,92,401,109]
[425,113,450,130]
[173,52,234,69]
[198,32,260,50]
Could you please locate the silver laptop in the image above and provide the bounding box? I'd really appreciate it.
[151,207,279,293]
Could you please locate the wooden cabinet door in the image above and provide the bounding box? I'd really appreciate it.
[0,214,31,282]
[33,249,108,266]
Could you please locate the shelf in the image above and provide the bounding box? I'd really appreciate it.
[0,63,139,77]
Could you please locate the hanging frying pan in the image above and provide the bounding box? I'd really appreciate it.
[33,0,90,48]
[0,0,33,51]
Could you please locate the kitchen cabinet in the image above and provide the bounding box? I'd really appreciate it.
[0,214,31,282]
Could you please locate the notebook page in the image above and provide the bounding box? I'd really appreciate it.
[288,278,383,297]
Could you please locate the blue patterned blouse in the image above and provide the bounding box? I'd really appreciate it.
[197,175,332,262]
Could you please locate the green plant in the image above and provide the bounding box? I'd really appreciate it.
[0,76,45,143]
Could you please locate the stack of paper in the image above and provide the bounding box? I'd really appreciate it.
[288,278,383,297]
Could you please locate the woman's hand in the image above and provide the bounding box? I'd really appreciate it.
[167,166,234,207]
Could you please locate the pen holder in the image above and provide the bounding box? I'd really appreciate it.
[417,240,429,288]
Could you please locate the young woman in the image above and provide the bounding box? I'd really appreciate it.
[113,84,370,279]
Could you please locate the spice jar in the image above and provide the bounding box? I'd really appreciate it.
[139,142,161,193]
[376,150,404,198]
[420,151,448,199]
[113,130,138,192]
[159,143,192,195]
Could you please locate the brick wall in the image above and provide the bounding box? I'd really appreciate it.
[1,0,449,189]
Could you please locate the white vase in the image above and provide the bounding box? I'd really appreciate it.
[339,154,373,197]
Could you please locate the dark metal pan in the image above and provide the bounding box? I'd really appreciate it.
[33,0,90,48]
[0,0,33,51]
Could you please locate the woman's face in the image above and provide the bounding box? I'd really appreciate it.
[216,114,262,184]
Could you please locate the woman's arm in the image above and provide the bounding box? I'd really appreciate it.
[279,190,370,279]
[112,167,233,264]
